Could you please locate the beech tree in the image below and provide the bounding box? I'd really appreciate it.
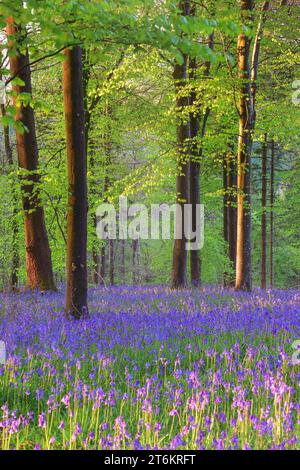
[269,140,275,287]
[235,1,270,291]
[63,46,88,318]
[171,0,190,289]
[223,148,237,286]
[6,17,56,291]
[261,133,267,288]
[189,4,214,287]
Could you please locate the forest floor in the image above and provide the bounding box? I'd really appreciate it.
[0,286,299,449]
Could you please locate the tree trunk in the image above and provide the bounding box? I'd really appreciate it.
[228,164,237,283]
[109,239,114,285]
[223,151,237,286]
[189,61,201,287]
[90,147,100,285]
[171,0,190,289]
[132,239,139,285]
[120,239,125,284]
[97,102,113,285]
[6,17,56,291]
[63,46,88,318]
[92,248,100,285]
[270,139,275,287]
[235,1,254,291]
[261,133,267,288]
[100,243,106,285]
[188,4,213,287]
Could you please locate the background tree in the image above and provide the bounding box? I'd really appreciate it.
[63,46,88,318]
[6,17,56,291]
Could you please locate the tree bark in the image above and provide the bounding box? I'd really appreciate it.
[270,139,275,287]
[82,49,98,285]
[171,0,190,289]
[189,56,201,287]
[235,1,254,291]
[261,133,267,289]
[188,33,213,287]
[6,17,56,291]
[63,46,88,318]
[100,243,106,285]
[228,149,237,283]
[235,1,269,290]
[223,149,237,286]
[92,248,100,285]
[132,239,139,285]
[120,239,125,284]
[109,239,114,285]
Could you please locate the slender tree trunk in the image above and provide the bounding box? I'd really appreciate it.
[189,7,214,287]
[132,239,140,285]
[188,4,200,288]
[235,1,269,290]
[1,102,19,290]
[228,155,237,282]
[63,46,88,318]
[100,243,106,285]
[90,149,100,285]
[189,64,201,287]
[172,0,190,289]
[223,151,237,286]
[1,103,13,165]
[82,49,101,285]
[235,1,254,291]
[261,134,267,288]
[120,239,125,284]
[6,17,56,291]
[270,139,275,287]
[97,102,113,285]
[109,239,114,285]
[92,248,100,285]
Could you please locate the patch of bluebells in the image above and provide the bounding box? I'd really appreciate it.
[0,286,299,449]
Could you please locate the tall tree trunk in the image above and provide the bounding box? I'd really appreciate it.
[235,1,269,290]
[223,153,229,283]
[97,102,113,285]
[1,102,19,290]
[261,133,267,289]
[223,146,237,286]
[235,1,254,291]
[6,17,56,291]
[189,57,201,287]
[228,168,237,282]
[188,8,214,288]
[90,149,101,285]
[270,139,275,287]
[172,0,190,289]
[223,151,237,286]
[63,46,88,318]
[82,49,101,285]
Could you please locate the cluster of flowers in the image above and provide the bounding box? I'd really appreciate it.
[0,286,299,449]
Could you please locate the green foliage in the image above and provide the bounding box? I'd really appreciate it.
[0,0,299,289]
